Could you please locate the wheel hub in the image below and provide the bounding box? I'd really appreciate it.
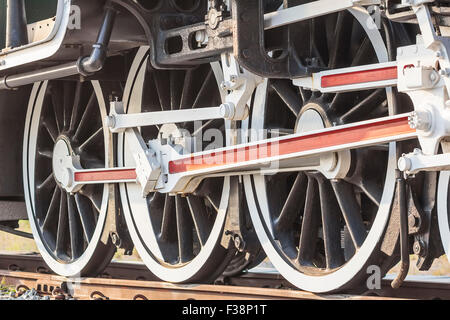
[52,138,72,187]
[295,103,351,179]
[52,136,82,191]
[296,108,325,132]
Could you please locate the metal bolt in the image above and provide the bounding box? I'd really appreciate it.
[408,111,432,131]
[168,134,174,145]
[233,234,245,252]
[408,214,421,230]
[234,236,241,248]
[435,51,442,58]
[413,240,426,256]
[0,60,5,66]
[110,232,121,246]
[219,102,235,120]
[159,133,168,145]
[398,156,412,172]
[413,148,422,155]
[195,30,207,46]
[242,49,251,59]
[430,72,437,82]
[105,115,115,128]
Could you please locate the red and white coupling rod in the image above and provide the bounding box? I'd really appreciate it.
[70,113,417,194]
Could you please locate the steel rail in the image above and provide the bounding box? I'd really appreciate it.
[0,253,448,300]
[0,270,405,300]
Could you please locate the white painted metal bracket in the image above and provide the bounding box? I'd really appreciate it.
[398,149,450,175]
[263,0,380,30]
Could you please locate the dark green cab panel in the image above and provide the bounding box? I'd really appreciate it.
[0,0,58,50]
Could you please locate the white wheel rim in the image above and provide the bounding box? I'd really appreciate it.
[23,80,110,277]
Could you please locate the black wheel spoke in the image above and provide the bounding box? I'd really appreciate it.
[43,120,58,143]
[297,177,321,265]
[270,80,302,116]
[318,178,344,269]
[67,194,83,259]
[42,187,60,230]
[358,179,382,207]
[275,173,306,233]
[74,91,96,139]
[50,85,64,134]
[180,69,194,109]
[63,82,74,130]
[187,196,212,246]
[69,82,83,132]
[75,194,95,242]
[205,196,219,212]
[79,185,101,213]
[298,87,310,103]
[267,127,294,136]
[160,195,175,242]
[341,89,386,122]
[153,71,170,111]
[191,69,214,109]
[37,149,53,159]
[331,180,366,249]
[56,192,69,257]
[328,12,353,68]
[79,127,103,151]
[351,37,372,66]
[170,71,183,110]
[37,173,55,191]
[175,196,194,263]
[192,119,214,137]
[329,92,349,111]
[310,18,329,66]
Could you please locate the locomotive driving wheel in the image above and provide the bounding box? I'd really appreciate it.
[23,79,118,277]
[118,47,262,283]
[244,8,399,292]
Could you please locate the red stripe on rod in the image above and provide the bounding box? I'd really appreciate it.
[169,116,415,174]
[321,66,398,88]
[74,169,137,182]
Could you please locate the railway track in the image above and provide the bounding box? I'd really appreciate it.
[0,253,448,300]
